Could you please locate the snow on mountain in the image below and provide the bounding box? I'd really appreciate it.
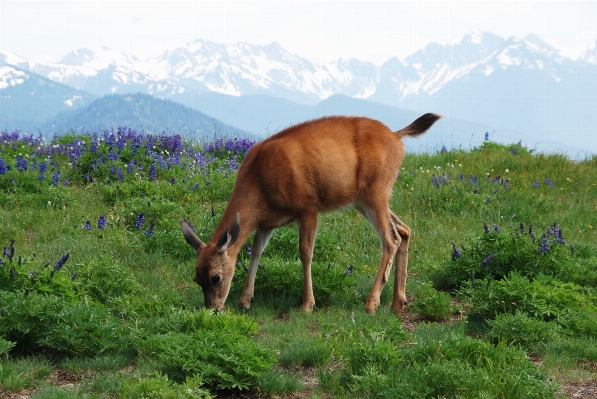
[1,31,596,155]
[0,65,28,90]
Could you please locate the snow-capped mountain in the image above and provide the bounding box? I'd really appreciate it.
[1,31,596,155]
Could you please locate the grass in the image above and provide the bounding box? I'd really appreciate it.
[0,129,596,398]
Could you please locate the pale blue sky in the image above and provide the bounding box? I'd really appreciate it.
[1,1,596,64]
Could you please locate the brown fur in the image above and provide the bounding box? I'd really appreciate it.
[181,113,441,314]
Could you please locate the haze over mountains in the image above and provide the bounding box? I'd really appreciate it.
[1,31,596,157]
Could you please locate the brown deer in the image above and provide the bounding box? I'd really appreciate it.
[181,113,441,315]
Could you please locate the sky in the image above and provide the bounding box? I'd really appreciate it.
[1,1,596,65]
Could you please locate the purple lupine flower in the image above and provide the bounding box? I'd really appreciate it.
[511,149,518,156]
[431,174,440,189]
[91,140,98,155]
[451,243,462,261]
[83,220,92,231]
[5,240,14,263]
[484,132,489,141]
[458,174,465,182]
[107,147,118,161]
[16,155,28,172]
[493,224,500,233]
[9,268,15,282]
[533,181,540,189]
[127,162,134,174]
[529,223,535,241]
[344,265,354,276]
[481,254,497,268]
[169,178,176,185]
[483,222,490,234]
[0,158,7,175]
[84,173,91,183]
[53,253,70,271]
[50,172,60,186]
[246,245,252,257]
[537,234,550,255]
[134,213,146,229]
[144,221,155,238]
[440,145,447,154]
[192,184,198,192]
[97,215,107,230]
[439,174,447,185]
[39,162,47,174]
[520,223,525,235]
[38,173,45,181]
[149,162,157,181]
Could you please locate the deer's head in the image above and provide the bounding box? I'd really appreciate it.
[180,214,240,311]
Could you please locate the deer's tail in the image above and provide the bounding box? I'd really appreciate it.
[395,113,442,137]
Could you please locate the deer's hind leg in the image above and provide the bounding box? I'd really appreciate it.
[357,203,401,315]
[390,213,410,315]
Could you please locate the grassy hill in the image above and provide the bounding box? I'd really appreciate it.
[0,126,596,398]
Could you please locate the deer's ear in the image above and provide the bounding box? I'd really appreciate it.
[217,213,240,253]
[180,220,206,252]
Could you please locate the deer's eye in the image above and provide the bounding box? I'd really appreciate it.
[211,274,221,284]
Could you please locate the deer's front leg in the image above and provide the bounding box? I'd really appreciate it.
[239,227,274,309]
[298,212,318,312]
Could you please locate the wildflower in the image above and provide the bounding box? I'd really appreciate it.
[483,222,490,234]
[484,132,489,141]
[16,155,27,172]
[431,174,440,189]
[451,243,462,261]
[144,221,155,238]
[533,181,539,189]
[51,172,60,186]
[0,158,7,175]
[192,184,198,192]
[493,224,500,233]
[9,268,15,282]
[529,223,535,241]
[440,145,447,154]
[135,213,146,229]
[519,223,525,234]
[149,162,157,181]
[170,178,176,185]
[246,246,252,257]
[53,253,70,271]
[83,220,92,230]
[38,173,45,181]
[97,215,107,230]
[537,235,550,255]
[344,265,354,276]
[481,254,497,268]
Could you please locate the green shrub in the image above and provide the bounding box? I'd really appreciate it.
[409,281,453,321]
[278,338,333,367]
[486,311,561,347]
[120,372,213,399]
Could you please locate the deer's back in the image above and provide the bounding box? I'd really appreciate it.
[236,116,405,215]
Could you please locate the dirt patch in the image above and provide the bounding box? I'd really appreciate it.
[0,389,33,399]
[560,380,597,398]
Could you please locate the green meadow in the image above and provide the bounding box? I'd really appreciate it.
[1,128,596,398]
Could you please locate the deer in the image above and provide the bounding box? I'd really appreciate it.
[181,113,441,315]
